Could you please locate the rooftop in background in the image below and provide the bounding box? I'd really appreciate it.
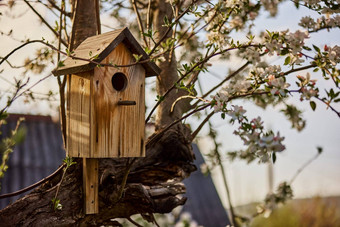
[0,114,65,209]
[0,114,230,226]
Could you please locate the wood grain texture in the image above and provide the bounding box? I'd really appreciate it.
[67,72,91,157]
[83,158,99,214]
[91,43,145,158]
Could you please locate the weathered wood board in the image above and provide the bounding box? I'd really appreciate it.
[67,72,91,157]
[83,158,98,214]
[91,43,145,158]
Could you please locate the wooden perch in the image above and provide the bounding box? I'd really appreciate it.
[0,124,195,226]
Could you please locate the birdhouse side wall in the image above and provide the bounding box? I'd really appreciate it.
[90,43,145,158]
[66,72,92,157]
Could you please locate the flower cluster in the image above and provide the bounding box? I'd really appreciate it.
[324,45,340,66]
[211,90,229,112]
[207,31,230,48]
[258,182,293,217]
[267,75,290,96]
[296,73,318,101]
[299,15,340,31]
[285,30,309,55]
[211,75,252,112]
[227,110,286,163]
[263,30,309,64]
[240,47,261,63]
[303,0,340,15]
[260,0,280,16]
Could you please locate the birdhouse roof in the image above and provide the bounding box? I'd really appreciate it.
[52,27,161,77]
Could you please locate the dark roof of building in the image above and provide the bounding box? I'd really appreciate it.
[0,114,65,209]
[0,114,230,226]
[52,27,161,77]
[183,144,231,227]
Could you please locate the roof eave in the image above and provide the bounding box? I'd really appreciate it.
[52,28,161,77]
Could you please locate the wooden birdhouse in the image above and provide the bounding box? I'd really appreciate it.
[52,27,160,214]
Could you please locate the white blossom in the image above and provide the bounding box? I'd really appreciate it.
[258,132,285,152]
[328,45,340,66]
[267,74,290,96]
[227,105,247,121]
[207,31,230,48]
[241,47,261,63]
[229,16,244,29]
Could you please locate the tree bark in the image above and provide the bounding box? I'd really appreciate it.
[153,0,189,130]
[0,128,195,226]
[0,0,196,225]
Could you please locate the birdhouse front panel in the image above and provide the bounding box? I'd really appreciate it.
[90,43,146,158]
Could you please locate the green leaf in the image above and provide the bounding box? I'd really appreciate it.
[313,45,320,52]
[302,46,311,51]
[163,15,170,27]
[310,101,316,111]
[132,54,142,62]
[57,61,65,67]
[284,56,291,65]
[63,157,76,168]
[144,46,151,55]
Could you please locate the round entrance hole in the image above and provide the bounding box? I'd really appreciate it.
[111,72,128,91]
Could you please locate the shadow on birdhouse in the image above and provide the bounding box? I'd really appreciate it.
[52,27,160,214]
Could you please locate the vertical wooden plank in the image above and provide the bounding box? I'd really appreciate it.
[66,75,71,157]
[83,158,98,214]
[68,72,91,157]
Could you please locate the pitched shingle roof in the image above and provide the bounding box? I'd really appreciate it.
[52,27,161,77]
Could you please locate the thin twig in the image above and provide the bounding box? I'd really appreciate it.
[95,0,101,35]
[146,0,151,47]
[145,45,247,123]
[202,62,249,100]
[131,0,148,47]
[146,104,210,147]
[0,164,65,199]
[191,111,214,140]
[115,158,136,202]
[148,1,196,56]
[46,0,72,17]
[170,95,209,113]
[57,0,67,147]
[314,96,340,118]
[23,0,67,46]
[127,217,143,227]
[290,150,322,184]
[0,40,45,66]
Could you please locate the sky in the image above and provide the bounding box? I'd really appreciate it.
[0,1,339,209]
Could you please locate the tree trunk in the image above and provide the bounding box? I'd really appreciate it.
[153,0,189,130]
[0,0,195,225]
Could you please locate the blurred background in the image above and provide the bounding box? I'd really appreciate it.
[0,1,339,226]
